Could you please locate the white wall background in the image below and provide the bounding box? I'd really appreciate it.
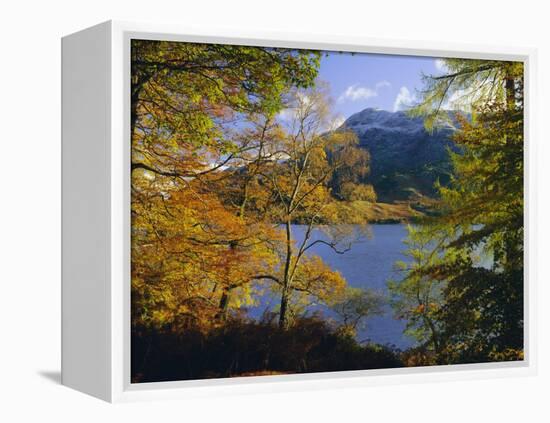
[1,0,548,420]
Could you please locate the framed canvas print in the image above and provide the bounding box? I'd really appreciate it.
[61,21,537,402]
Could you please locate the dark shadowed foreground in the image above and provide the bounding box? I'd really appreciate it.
[131,316,402,383]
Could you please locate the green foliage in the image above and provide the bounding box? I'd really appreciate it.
[388,225,446,353]
[394,58,524,363]
[410,59,523,130]
[130,39,525,382]
[131,40,321,179]
[331,287,385,336]
[431,104,524,362]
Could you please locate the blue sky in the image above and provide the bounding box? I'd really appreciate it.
[318,51,444,120]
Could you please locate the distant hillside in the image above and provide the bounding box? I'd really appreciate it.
[338,108,462,202]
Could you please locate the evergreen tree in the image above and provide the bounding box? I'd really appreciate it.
[392,59,524,363]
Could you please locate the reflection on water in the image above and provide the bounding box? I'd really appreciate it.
[248,224,416,350]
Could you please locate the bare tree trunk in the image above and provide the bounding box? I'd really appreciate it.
[425,316,441,355]
[217,242,237,321]
[279,288,290,329]
[278,219,293,329]
[217,289,230,320]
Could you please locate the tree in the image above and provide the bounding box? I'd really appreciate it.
[131,40,320,181]
[130,41,321,333]
[339,182,377,202]
[331,287,385,338]
[253,86,369,328]
[131,174,283,331]
[412,59,523,129]
[328,140,370,199]
[388,225,446,355]
[395,58,524,362]
[432,104,523,362]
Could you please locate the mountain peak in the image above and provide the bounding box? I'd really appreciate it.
[341,107,425,135]
[334,107,460,202]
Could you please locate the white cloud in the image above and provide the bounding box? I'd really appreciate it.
[393,86,416,111]
[338,85,377,102]
[435,59,448,72]
[338,80,391,103]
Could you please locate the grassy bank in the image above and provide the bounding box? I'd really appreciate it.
[292,200,433,225]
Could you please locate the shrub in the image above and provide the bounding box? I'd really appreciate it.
[132,316,403,383]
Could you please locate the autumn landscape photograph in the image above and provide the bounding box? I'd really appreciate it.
[130,39,524,383]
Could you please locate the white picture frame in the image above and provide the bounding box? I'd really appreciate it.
[61,20,538,403]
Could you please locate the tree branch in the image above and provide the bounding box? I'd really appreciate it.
[303,239,351,255]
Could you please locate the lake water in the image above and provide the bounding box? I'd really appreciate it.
[249,224,416,350]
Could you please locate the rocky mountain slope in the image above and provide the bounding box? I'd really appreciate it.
[339,108,461,202]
